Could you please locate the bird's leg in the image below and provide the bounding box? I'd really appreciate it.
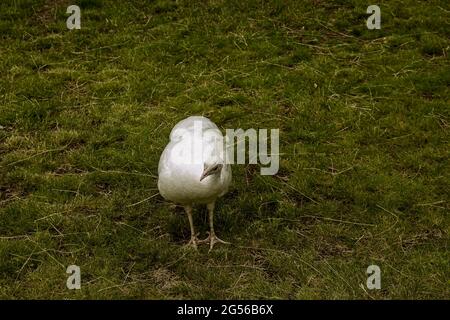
[184,205,198,249]
[199,202,230,251]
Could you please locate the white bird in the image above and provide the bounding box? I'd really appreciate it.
[158,116,232,250]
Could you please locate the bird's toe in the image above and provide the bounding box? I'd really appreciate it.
[185,234,201,250]
[208,233,230,252]
[198,231,212,244]
[184,241,198,250]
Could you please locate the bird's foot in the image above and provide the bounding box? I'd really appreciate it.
[199,232,230,252]
[184,233,201,250]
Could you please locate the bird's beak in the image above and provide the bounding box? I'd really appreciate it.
[199,168,212,181]
[200,164,220,181]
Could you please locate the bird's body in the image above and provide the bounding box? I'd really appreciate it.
[158,116,232,250]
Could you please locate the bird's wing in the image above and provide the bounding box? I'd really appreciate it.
[158,142,174,175]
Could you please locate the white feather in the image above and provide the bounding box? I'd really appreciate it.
[158,116,232,204]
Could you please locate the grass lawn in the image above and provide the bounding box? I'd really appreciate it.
[0,0,449,299]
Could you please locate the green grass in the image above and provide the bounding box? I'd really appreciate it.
[0,0,449,299]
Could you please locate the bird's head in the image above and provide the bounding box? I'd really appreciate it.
[200,163,223,181]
